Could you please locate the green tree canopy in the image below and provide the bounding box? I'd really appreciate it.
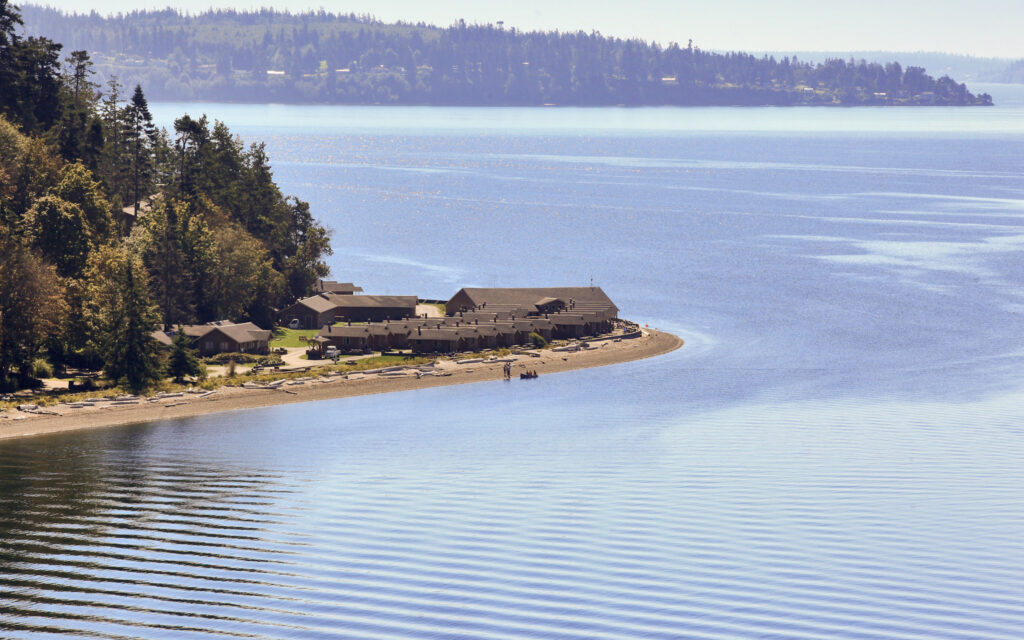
[85,245,162,392]
[24,194,90,278]
[48,161,113,243]
[0,234,66,386]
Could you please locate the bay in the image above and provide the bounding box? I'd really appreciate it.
[2,84,1024,639]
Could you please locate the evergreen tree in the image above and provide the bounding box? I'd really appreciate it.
[65,49,95,109]
[167,325,201,383]
[11,36,64,131]
[123,84,156,215]
[54,50,99,163]
[171,113,208,198]
[97,76,127,204]
[0,0,24,123]
[92,248,162,392]
[130,198,193,326]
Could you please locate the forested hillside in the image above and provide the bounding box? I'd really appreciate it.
[20,5,991,107]
[760,51,1018,84]
[0,0,331,391]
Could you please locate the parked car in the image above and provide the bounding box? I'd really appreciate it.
[287,318,301,329]
[324,346,340,359]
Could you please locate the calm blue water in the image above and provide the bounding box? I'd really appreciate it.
[2,85,1024,639]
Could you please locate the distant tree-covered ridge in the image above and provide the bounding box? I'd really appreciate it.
[20,5,991,107]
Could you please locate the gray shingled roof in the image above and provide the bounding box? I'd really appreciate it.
[313,280,364,294]
[211,322,272,343]
[325,294,418,308]
[318,325,372,338]
[292,295,338,314]
[448,287,617,315]
[172,322,270,344]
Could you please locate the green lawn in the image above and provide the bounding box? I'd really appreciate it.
[270,328,319,348]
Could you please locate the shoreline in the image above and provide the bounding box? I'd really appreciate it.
[0,330,682,442]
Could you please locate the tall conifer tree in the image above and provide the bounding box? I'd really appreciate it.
[123,84,156,215]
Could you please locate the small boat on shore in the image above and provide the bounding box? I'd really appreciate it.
[520,371,539,380]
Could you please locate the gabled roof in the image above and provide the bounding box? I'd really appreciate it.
[289,295,338,314]
[121,193,161,218]
[448,287,617,315]
[411,329,462,341]
[313,280,364,294]
[325,295,418,308]
[150,330,174,346]
[513,318,554,329]
[318,325,371,338]
[549,314,589,326]
[175,321,270,343]
[212,322,272,344]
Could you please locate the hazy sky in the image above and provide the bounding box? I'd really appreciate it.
[25,0,1024,58]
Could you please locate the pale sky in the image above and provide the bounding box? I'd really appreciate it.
[24,0,1024,59]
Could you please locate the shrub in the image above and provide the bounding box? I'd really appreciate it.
[204,352,261,365]
[529,332,548,349]
[32,359,53,379]
[69,377,97,391]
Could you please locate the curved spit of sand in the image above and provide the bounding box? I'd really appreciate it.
[0,330,682,441]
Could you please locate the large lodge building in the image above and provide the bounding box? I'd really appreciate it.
[314,286,619,355]
[278,291,419,329]
[163,285,621,358]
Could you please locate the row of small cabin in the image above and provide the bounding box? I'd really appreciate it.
[314,287,619,354]
[152,285,619,357]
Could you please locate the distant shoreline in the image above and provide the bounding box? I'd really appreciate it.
[147,100,995,108]
[0,330,682,442]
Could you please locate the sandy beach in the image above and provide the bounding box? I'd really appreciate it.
[0,330,681,441]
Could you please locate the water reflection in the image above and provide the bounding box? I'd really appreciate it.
[0,426,310,638]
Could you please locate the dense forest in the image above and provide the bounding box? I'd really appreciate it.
[759,50,1019,85]
[0,0,331,391]
[20,5,991,107]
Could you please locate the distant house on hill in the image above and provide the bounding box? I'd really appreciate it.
[120,193,162,231]
[151,321,271,356]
